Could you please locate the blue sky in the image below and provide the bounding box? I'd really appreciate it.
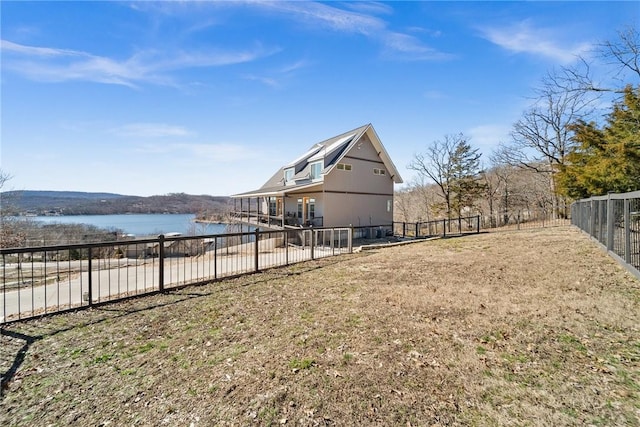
[2,1,638,197]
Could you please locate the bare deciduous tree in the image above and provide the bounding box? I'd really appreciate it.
[393,187,413,223]
[408,133,483,221]
[543,26,639,98]
[409,135,458,220]
[495,81,593,218]
[0,170,27,248]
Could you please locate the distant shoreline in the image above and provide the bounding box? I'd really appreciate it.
[194,219,228,225]
[23,213,230,237]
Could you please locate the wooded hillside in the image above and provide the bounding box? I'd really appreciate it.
[2,190,232,216]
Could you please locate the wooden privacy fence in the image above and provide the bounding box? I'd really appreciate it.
[571,190,640,279]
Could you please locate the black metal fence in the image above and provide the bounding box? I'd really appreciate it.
[393,216,482,238]
[480,210,570,231]
[393,212,570,239]
[0,209,579,325]
[1,227,352,324]
[571,191,640,279]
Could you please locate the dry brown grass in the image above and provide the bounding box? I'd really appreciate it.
[1,226,639,426]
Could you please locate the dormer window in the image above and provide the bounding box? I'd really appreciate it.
[284,168,294,183]
[310,161,323,180]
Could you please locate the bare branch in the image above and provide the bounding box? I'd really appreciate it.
[599,26,640,81]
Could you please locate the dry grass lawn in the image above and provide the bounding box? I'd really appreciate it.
[1,226,639,426]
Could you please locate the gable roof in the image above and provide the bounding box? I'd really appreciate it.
[232,124,402,198]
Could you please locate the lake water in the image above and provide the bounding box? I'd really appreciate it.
[29,214,230,237]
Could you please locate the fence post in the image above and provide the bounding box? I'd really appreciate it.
[476,215,480,234]
[600,200,607,244]
[254,229,260,272]
[214,238,217,280]
[624,198,631,263]
[606,193,615,251]
[349,227,353,253]
[458,217,462,234]
[285,230,289,265]
[310,229,315,260]
[443,219,446,238]
[517,212,521,230]
[87,247,93,306]
[415,222,419,238]
[331,229,335,255]
[158,235,165,292]
[402,222,406,238]
[590,200,596,236]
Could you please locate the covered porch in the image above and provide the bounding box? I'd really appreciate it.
[231,187,324,230]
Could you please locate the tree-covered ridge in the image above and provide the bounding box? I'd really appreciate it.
[2,191,232,216]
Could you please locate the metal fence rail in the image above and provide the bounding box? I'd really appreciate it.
[393,216,481,238]
[393,212,569,239]
[480,211,570,232]
[1,227,352,324]
[0,208,580,325]
[571,190,640,279]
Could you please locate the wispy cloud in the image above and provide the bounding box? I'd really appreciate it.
[112,123,194,138]
[1,39,278,87]
[259,1,385,35]
[243,58,311,88]
[279,59,310,74]
[342,2,393,16]
[467,124,512,153]
[478,20,592,64]
[135,142,260,163]
[242,74,280,88]
[251,1,451,61]
[382,32,453,61]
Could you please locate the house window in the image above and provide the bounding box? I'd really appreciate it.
[269,197,277,216]
[387,199,392,212]
[310,161,323,180]
[336,163,352,171]
[374,168,386,175]
[297,198,303,219]
[284,168,294,183]
[308,198,316,219]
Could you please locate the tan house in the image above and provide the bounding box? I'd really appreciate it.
[231,124,403,229]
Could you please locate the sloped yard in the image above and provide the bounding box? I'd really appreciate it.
[1,226,639,426]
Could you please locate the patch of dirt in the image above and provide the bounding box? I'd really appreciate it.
[1,226,639,426]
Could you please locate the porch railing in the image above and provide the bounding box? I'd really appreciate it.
[231,211,323,228]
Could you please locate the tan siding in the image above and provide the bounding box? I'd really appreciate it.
[324,137,394,195]
[323,193,392,227]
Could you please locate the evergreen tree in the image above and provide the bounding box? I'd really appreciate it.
[558,85,640,198]
[450,141,485,217]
